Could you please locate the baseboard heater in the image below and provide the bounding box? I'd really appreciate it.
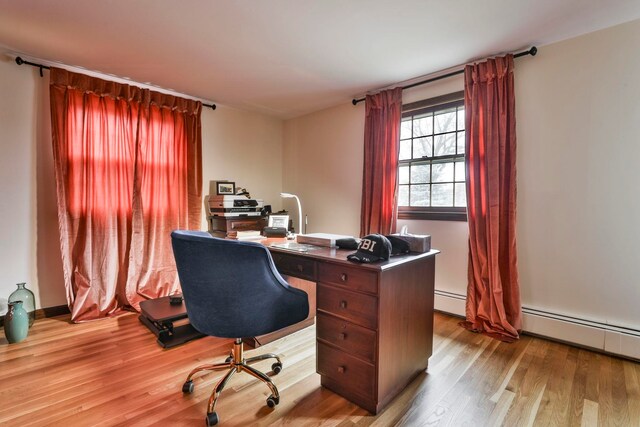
[434,289,640,360]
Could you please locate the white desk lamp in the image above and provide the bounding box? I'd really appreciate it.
[280,192,303,235]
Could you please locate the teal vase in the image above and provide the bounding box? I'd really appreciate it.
[8,283,35,327]
[4,301,29,343]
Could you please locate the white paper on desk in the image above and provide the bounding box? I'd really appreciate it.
[270,242,318,252]
[296,233,354,248]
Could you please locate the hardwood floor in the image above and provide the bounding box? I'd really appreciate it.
[1,312,639,426]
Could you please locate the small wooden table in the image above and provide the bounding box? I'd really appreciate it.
[139,296,205,348]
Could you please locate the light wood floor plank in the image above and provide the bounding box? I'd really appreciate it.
[487,389,516,426]
[581,399,599,427]
[623,360,640,427]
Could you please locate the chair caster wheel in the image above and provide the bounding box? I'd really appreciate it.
[225,356,233,363]
[206,411,219,426]
[272,362,282,374]
[182,380,194,394]
[266,395,280,408]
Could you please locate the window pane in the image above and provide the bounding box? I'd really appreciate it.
[457,131,465,154]
[432,183,454,206]
[413,114,433,137]
[398,95,466,216]
[401,119,412,140]
[410,184,430,206]
[434,109,456,133]
[457,107,465,131]
[410,164,430,184]
[398,185,409,206]
[454,161,465,182]
[434,133,456,156]
[399,139,411,160]
[454,183,467,207]
[399,165,409,184]
[412,137,432,158]
[432,162,454,183]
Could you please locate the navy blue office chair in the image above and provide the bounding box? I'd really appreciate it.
[171,230,309,426]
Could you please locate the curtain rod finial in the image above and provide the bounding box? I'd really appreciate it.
[15,56,24,65]
[530,46,538,56]
[352,99,358,105]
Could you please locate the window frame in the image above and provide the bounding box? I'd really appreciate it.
[397,91,467,222]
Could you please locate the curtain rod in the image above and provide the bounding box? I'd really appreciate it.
[14,56,217,110]
[351,46,537,105]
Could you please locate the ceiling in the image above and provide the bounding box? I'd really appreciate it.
[1,1,639,119]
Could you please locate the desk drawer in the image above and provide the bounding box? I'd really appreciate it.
[271,253,316,281]
[318,263,378,294]
[317,284,377,329]
[317,341,375,399]
[317,312,376,363]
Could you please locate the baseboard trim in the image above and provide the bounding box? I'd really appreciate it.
[434,290,640,360]
[434,289,466,316]
[0,304,70,328]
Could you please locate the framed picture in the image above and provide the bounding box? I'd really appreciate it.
[268,214,289,229]
[216,181,235,195]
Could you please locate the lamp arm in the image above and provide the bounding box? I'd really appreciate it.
[293,195,302,235]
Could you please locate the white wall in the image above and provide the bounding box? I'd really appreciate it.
[284,19,640,342]
[516,18,640,329]
[201,105,284,231]
[0,55,285,315]
[0,56,61,315]
[283,102,364,236]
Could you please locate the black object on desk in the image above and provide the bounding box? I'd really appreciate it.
[139,296,205,348]
[263,226,287,237]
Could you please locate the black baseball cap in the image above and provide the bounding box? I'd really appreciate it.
[336,237,360,250]
[347,234,392,263]
[385,235,411,255]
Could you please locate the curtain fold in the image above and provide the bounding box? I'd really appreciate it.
[49,68,202,321]
[360,87,403,236]
[461,55,522,342]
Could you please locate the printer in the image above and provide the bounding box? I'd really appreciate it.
[208,195,264,217]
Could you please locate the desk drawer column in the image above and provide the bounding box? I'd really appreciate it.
[316,279,379,412]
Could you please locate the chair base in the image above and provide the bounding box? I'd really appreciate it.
[182,338,282,426]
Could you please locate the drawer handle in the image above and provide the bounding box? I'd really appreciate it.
[340,273,348,282]
[338,333,346,340]
[339,300,347,309]
[337,366,346,374]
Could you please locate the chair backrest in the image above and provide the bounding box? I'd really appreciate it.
[171,230,309,338]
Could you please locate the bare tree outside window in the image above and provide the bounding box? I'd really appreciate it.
[398,92,467,221]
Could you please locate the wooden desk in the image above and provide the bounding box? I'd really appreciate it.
[267,241,439,414]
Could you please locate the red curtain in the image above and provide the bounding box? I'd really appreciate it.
[360,87,403,236]
[461,55,522,342]
[49,68,202,322]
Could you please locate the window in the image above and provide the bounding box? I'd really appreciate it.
[398,91,467,221]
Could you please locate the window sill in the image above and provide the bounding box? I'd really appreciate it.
[398,210,467,222]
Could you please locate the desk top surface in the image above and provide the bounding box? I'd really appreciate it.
[264,237,439,272]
